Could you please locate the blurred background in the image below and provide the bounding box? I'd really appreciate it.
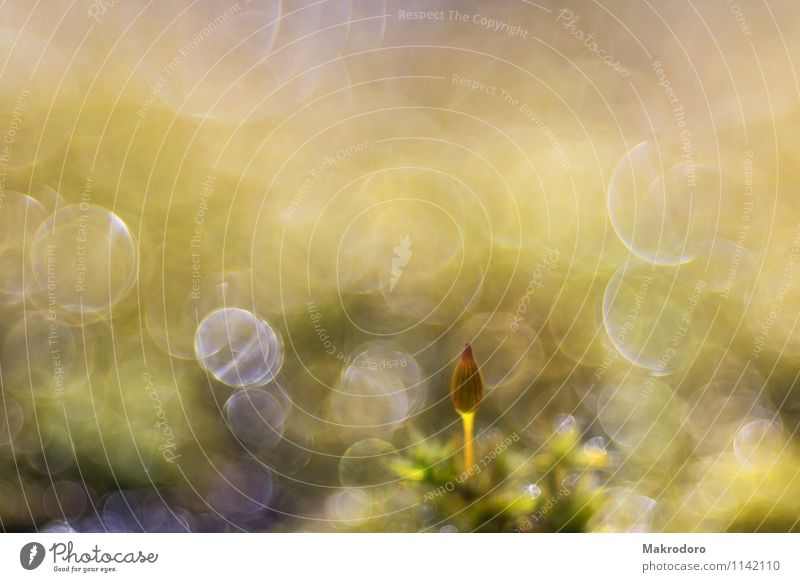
[0,0,799,532]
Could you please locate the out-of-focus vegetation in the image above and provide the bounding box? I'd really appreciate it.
[1,0,800,533]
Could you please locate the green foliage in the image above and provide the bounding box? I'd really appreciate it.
[345,421,610,532]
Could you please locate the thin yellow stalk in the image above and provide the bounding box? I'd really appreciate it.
[461,411,475,472]
[451,344,484,479]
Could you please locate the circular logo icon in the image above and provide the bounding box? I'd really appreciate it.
[20,542,46,570]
